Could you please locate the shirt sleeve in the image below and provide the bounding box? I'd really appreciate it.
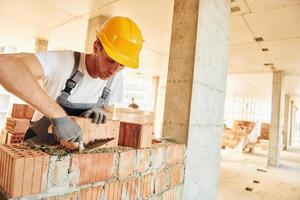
[34,50,73,83]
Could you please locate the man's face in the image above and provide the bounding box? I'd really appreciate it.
[95,41,124,80]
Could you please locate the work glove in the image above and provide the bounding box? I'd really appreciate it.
[50,116,82,142]
[80,107,106,124]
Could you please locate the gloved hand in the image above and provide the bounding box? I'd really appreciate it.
[80,107,106,124]
[50,116,82,142]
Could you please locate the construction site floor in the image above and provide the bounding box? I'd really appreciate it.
[218,144,300,200]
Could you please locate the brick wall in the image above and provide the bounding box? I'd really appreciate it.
[0,141,185,200]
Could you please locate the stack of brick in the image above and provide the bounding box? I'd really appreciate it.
[0,141,186,200]
[256,123,270,150]
[222,120,255,149]
[259,123,270,140]
[104,107,154,149]
[5,104,34,144]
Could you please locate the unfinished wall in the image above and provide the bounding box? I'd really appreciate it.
[0,141,185,200]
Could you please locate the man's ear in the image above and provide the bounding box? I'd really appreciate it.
[93,41,97,54]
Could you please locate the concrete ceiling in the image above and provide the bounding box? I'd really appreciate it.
[229,0,300,103]
[0,0,300,103]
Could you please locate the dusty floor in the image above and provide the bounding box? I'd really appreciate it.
[218,144,300,200]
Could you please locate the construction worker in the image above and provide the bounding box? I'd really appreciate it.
[0,16,143,150]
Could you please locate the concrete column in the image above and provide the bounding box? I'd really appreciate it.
[268,71,285,167]
[282,95,291,150]
[162,0,229,199]
[289,100,294,145]
[290,105,298,145]
[35,38,48,52]
[85,15,108,53]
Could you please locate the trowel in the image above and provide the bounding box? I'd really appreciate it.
[83,137,115,152]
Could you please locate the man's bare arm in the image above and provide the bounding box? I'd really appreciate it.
[0,53,66,118]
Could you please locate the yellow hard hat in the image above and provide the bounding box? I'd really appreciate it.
[97,16,143,69]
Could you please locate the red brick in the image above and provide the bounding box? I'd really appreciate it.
[166,143,185,166]
[49,156,71,187]
[43,192,78,200]
[80,186,103,200]
[168,164,184,187]
[150,143,166,170]
[5,118,30,133]
[72,151,117,185]
[154,169,167,194]
[6,133,24,144]
[136,148,151,173]
[104,180,122,200]
[140,173,154,199]
[11,104,35,119]
[0,145,49,198]
[118,149,136,177]
[163,187,182,200]
[119,122,153,148]
[123,177,138,200]
[72,117,120,148]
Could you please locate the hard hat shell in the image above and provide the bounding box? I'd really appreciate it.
[97,16,143,69]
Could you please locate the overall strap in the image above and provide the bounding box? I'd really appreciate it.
[97,77,114,107]
[56,51,83,104]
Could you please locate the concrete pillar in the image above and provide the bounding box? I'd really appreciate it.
[34,39,48,52]
[162,0,229,199]
[152,76,160,137]
[289,100,294,145]
[290,105,298,145]
[268,71,284,167]
[85,15,108,53]
[282,94,291,150]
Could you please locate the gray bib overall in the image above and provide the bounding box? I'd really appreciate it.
[24,52,114,145]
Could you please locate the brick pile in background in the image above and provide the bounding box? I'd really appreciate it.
[72,117,120,148]
[222,120,255,149]
[0,141,186,200]
[4,104,34,145]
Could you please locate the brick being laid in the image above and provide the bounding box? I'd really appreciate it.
[0,145,49,198]
[71,117,120,148]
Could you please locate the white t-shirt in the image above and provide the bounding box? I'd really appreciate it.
[32,50,124,120]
